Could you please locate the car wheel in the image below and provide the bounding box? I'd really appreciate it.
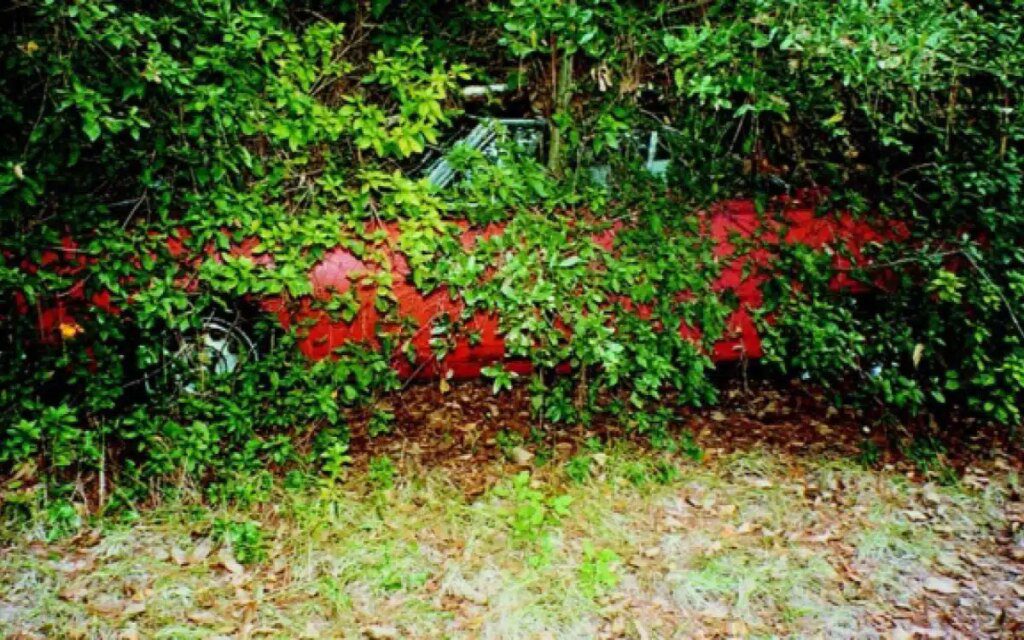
[150,314,259,394]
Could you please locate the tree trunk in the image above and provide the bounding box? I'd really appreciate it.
[547,48,573,177]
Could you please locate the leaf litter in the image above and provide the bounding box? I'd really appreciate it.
[1,380,1022,638]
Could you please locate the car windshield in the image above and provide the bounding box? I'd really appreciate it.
[420,118,545,189]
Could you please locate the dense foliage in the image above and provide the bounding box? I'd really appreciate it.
[2,0,1022,508]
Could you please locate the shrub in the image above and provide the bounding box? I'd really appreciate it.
[2,1,1022,502]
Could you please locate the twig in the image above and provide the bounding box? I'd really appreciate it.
[960,249,1024,343]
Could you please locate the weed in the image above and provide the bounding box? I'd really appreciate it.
[652,459,681,485]
[317,576,354,616]
[533,444,555,466]
[211,518,266,564]
[313,427,352,481]
[368,410,396,438]
[493,471,573,544]
[623,460,652,487]
[857,439,881,468]
[207,470,273,506]
[375,544,430,592]
[283,470,310,491]
[368,455,397,490]
[577,542,620,597]
[43,498,82,542]
[677,430,704,462]
[564,454,592,484]
[496,428,526,461]
[904,435,958,484]
[904,435,944,470]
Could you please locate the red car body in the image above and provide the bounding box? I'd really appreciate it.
[12,193,906,379]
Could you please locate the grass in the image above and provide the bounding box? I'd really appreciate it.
[0,442,1020,639]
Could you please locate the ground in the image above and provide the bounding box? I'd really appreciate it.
[1,382,1023,639]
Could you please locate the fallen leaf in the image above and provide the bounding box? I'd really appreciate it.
[123,601,146,617]
[88,596,125,618]
[170,546,187,566]
[633,619,651,640]
[663,516,684,529]
[186,609,222,625]
[59,584,89,602]
[609,617,626,635]
[923,576,960,595]
[187,539,213,565]
[510,446,533,465]
[364,625,400,639]
[701,601,730,619]
[118,626,141,640]
[217,546,245,575]
[448,582,488,605]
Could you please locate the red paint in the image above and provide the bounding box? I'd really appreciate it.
[10,197,903,378]
[266,198,900,378]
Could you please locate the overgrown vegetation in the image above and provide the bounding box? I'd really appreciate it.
[2,1,1022,504]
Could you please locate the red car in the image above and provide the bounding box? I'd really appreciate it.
[11,190,904,386]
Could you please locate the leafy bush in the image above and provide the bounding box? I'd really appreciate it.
[2,0,1022,504]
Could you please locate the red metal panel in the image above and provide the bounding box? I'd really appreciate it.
[14,197,905,379]
[271,199,901,377]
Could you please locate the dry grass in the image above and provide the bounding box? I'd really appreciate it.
[1,440,1022,639]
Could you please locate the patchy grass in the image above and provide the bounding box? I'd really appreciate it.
[1,439,1022,639]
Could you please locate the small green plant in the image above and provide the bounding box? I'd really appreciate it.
[493,471,573,544]
[623,460,652,487]
[677,430,703,462]
[372,544,429,592]
[582,437,603,453]
[212,519,266,565]
[652,459,681,485]
[578,542,620,598]
[368,410,396,438]
[206,471,274,507]
[495,428,526,461]
[904,435,958,485]
[482,364,517,394]
[283,470,310,492]
[904,435,944,471]
[313,428,352,481]
[564,454,592,484]
[857,439,882,468]
[368,455,397,490]
[43,498,82,542]
[533,444,555,466]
